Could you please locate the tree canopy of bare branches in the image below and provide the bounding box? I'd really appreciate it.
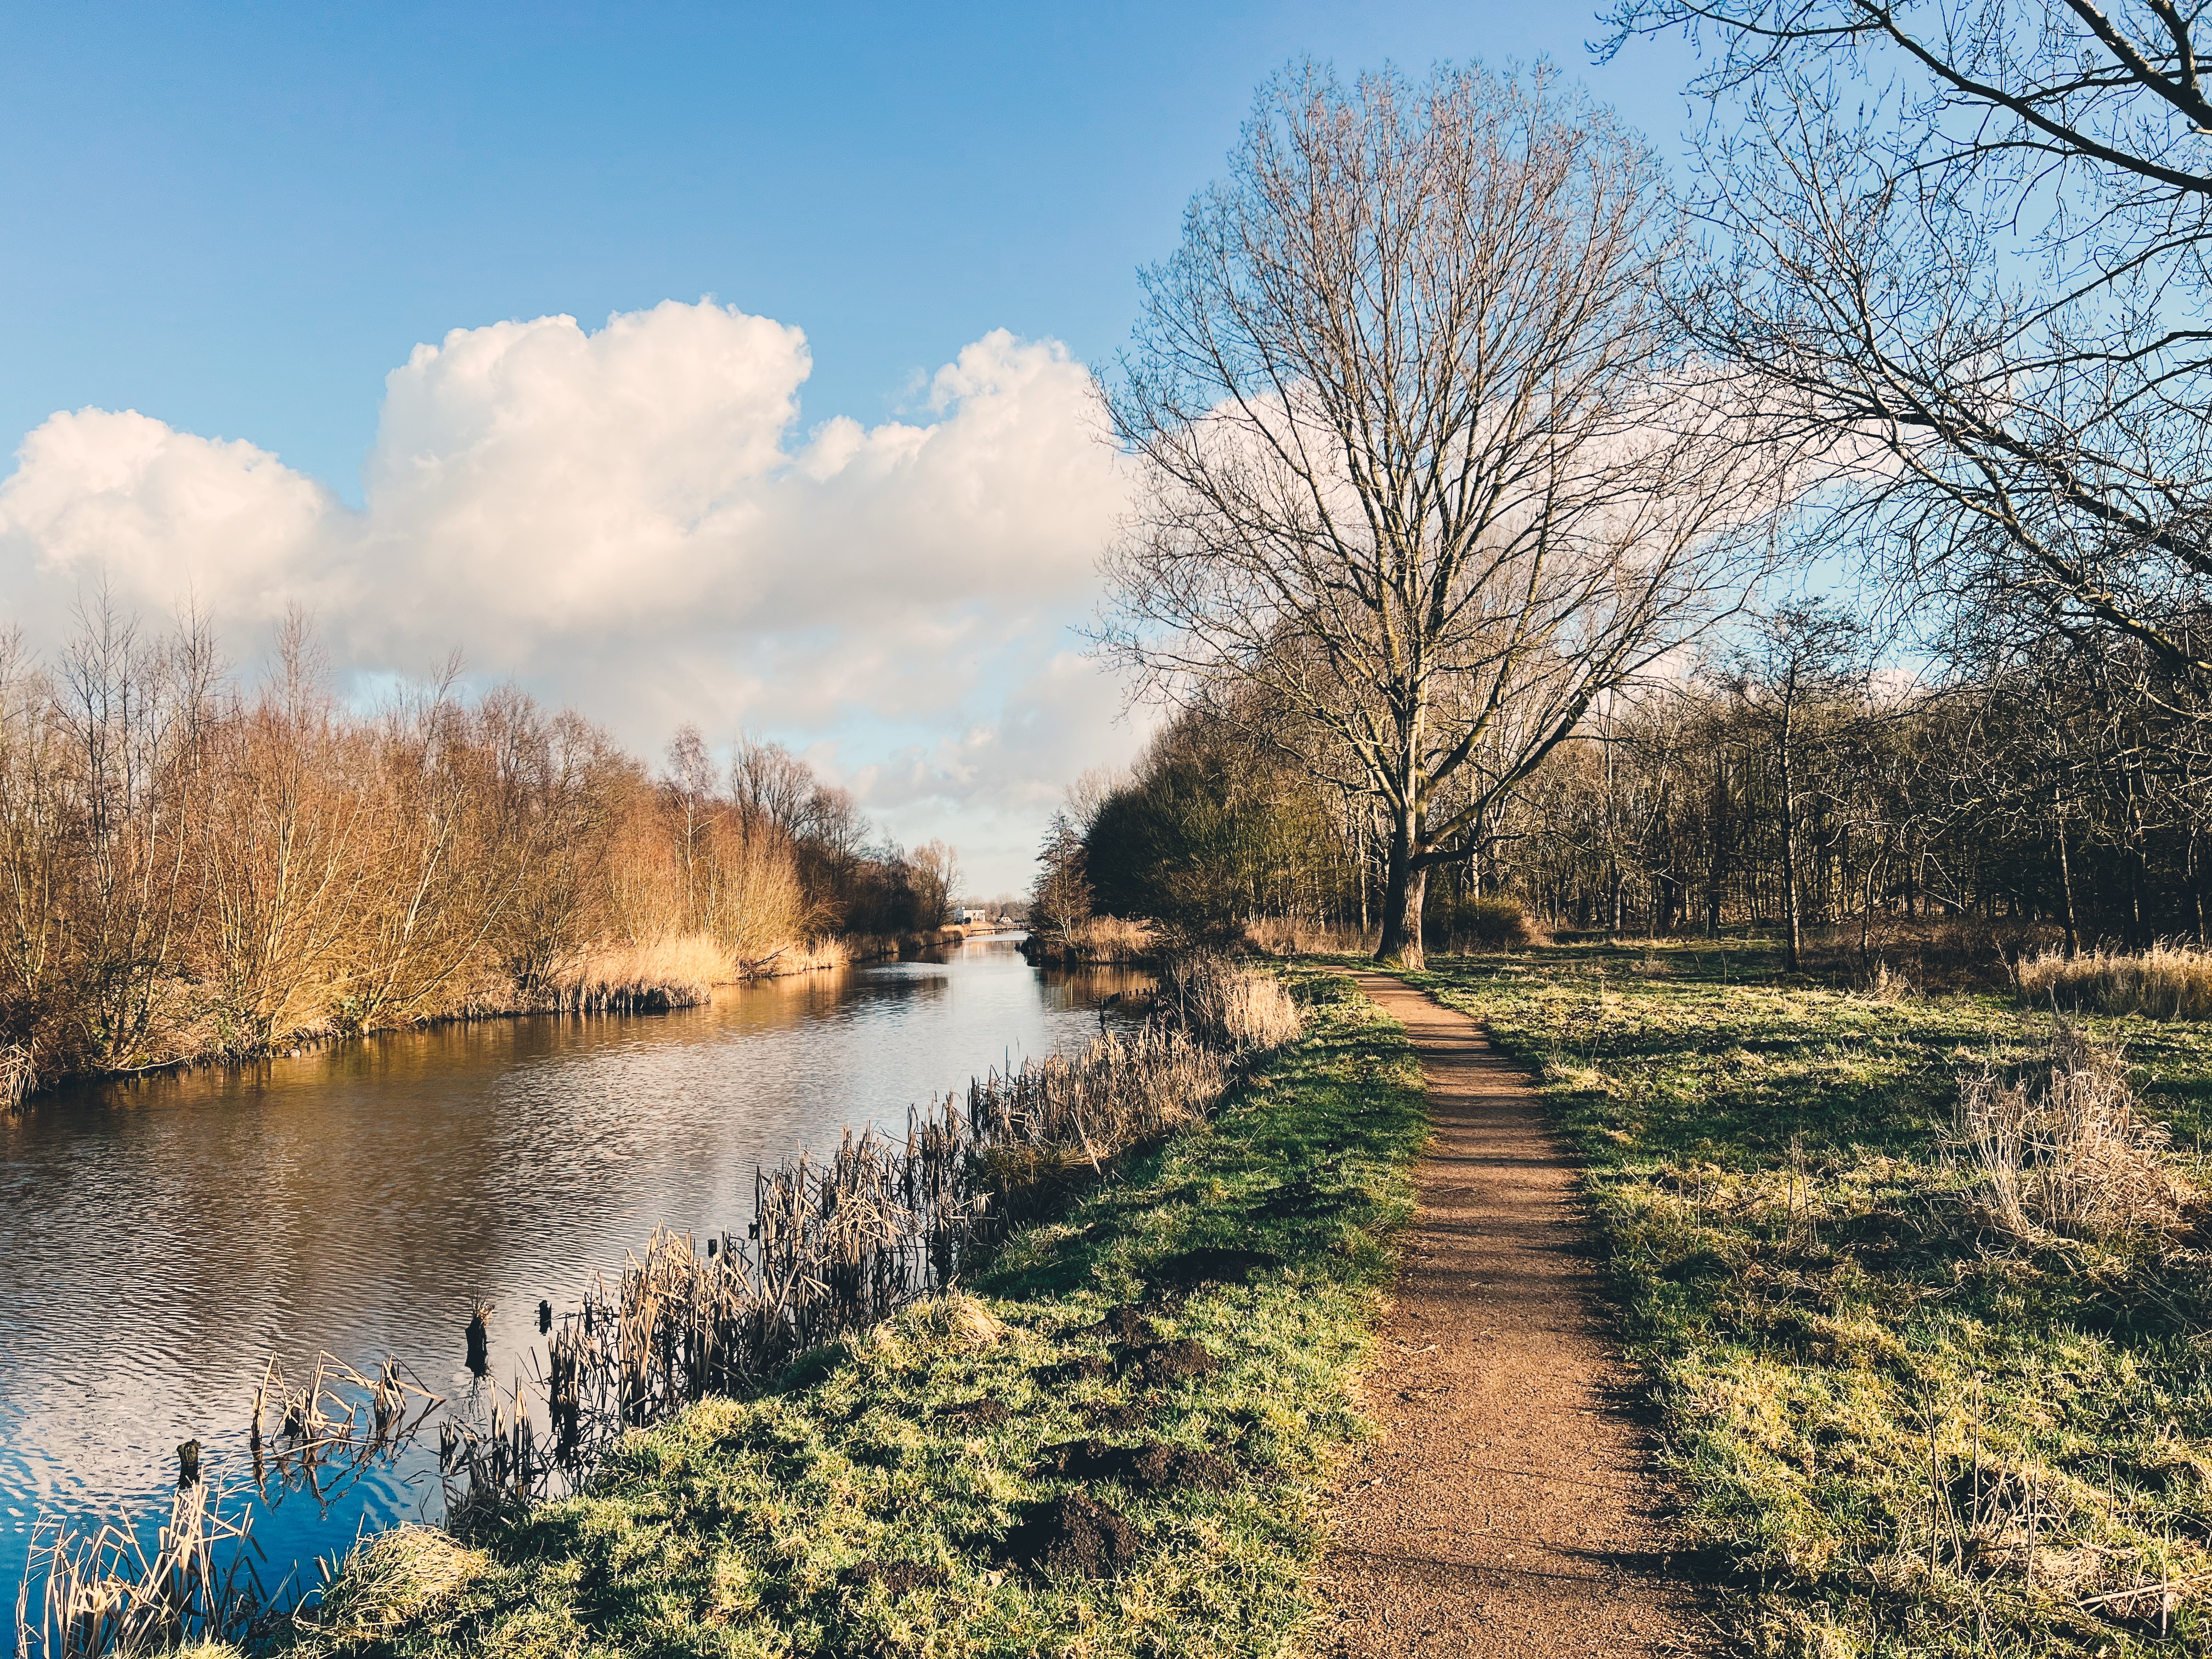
[1099,61,1784,964]
[1608,0,2212,691]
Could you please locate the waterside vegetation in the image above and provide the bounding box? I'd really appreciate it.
[0,611,969,1104]
[276,963,1422,1659]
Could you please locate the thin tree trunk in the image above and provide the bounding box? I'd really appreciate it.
[1779,685,1803,974]
[1706,754,1728,939]
[2056,804,2080,958]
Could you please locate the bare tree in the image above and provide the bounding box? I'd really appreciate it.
[1609,0,2212,690]
[1100,61,1784,963]
[1721,603,1869,970]
[907,838,961,929]
[731,732,819,840]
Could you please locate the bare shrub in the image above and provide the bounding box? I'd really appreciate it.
[1431,896,1548,953]
[2016,945,2212,1023]
[1954,1029,2194,1243]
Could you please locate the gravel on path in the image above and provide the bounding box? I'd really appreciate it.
[1318,971,1707,1658]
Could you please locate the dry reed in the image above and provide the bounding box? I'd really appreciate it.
[1953,1026,2196,1242]
[1235,917,1373,956]
[2015,943,2212,1022]
[540,933,728,1013]
[14,1480,265,1659]
[1030,917,1156,964]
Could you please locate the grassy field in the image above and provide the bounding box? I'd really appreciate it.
[295,967,1427,1659]
[1408,939,2212,1658]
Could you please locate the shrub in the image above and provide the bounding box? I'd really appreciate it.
[1429,895,1545,951]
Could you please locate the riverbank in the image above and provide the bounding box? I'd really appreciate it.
[1408,939,2212,1657]
[292,966,1427,1658]
[5,932,928,1104]
[1019,916,1158,967]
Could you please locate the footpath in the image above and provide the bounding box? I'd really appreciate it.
[1319,972,1705,1657]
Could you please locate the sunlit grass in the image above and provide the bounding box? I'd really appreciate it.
[1409,940,2212,1658]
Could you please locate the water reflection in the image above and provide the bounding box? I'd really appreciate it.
[0,937,1145,1621]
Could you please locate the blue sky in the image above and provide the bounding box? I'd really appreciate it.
[0,2,1707,890]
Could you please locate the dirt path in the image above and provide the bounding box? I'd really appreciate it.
[1318,972,1705,1658]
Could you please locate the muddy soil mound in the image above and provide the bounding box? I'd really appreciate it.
[1000,1493,1141,1579]
[1152,1246,1279,1285]
[1035,1437,1238,1494]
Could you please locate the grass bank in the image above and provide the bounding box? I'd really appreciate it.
[1408,940,2212,1658]
[296,967,1426,1659]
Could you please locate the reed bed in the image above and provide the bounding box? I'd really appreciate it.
[435,962,1287,1521]
[1022,916,1157,966]
[2016,941,2212,1021]
[538,934,727,1013]
[15,1479,266,1659]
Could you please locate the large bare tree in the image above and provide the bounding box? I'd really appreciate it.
[1608,0,2212,692]
[1099,62,1784,964]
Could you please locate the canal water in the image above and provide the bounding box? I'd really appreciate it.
[0,935,1143,1630]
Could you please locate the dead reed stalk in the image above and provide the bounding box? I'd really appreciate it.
[15,1480,266,1659]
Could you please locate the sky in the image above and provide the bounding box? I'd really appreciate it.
[0,2,1707,893]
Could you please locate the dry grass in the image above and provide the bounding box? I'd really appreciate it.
[1067,915,1156,961]
[1158,952,1306,1052]
[1236,916,1373,956]
[1954,1025,2197,1243]
[541,933,729,1012]
[1798,916,2059,991]
[2017,942,2212,1022]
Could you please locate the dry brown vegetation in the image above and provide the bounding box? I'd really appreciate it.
[2017,944,2212,1023]
[0,609,962,1099]
[1018,915,1156,967]
[1954,1026,2198,1243]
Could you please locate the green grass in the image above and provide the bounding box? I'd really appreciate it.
[295,966,1427,1659]
[1407,939,2212,1659]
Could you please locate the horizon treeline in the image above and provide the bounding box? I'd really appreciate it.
[0,606,959,1101]
[1073,617,2209,964]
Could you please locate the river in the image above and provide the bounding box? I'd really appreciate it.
[0,935,1144,1631]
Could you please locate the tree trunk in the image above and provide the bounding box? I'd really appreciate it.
[1375,812,1427,967]
[2055,806,2079,958]
[1779,689,1803,974]
[1705,754,1729,939]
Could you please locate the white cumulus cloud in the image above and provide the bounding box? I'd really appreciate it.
[0,300,1139,889]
